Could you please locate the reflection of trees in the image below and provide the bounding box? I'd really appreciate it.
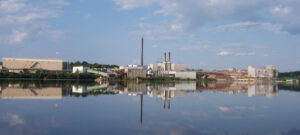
[278,84,300,92]
[0,80,98,89]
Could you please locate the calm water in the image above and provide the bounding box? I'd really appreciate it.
[0,81,300,135]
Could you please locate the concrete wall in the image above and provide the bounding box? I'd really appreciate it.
[3,57,63,72]
[175,72,196,79]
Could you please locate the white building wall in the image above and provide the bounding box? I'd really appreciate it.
[72,66,90,73]
[175,72,196,79]
[168,83,196,91]
[248,66,278,78]
[72,86,88,94]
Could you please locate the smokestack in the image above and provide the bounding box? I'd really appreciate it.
[141,37,144,66]
[168,52,171,62]
[164,52,167,63]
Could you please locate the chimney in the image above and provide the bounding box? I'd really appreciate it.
[141,37,144,66]
[164,52,167,63]
[164,52,167,71]
[168,52,171,63]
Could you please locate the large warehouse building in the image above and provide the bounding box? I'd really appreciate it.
[2,57,63,73]
[248,65,278,78]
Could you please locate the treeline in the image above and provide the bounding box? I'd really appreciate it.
[68,61,119,69]
[0,71,99,80]
[278,71,300,78]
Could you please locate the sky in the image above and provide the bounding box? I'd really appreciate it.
[0,0,300,72]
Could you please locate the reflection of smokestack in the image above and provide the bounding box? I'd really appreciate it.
[141,38,144,66]
[164,91,167,109]
[168,91,171,109]
[168,99,170,109]
[140,95,143,124]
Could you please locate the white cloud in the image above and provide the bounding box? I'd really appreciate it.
[129,22,193,40]
[0,0,26,13]
[3,113,25,126]
[217,51,232,56]
[0,0,68,44]
[113,0,158,10]
[215,22,284,33]
[218,106,231,112]
[270,6,290,16]
[113,0,300,34]
[10,30,28,43]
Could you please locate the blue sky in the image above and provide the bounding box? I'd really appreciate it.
[0,0,300,72]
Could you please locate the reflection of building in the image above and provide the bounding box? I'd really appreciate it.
[248,66,278,78]
[119,82,147,96]
[147,82,196,109]
[196,82,279,98]
[2,87,63,100]
[2,57,63,73]
[72,86,88,94]
[248,84,278,98]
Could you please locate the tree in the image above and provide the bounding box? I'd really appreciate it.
[82,61,89,66]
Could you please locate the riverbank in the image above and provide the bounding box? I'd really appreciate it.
[123,76,217,83]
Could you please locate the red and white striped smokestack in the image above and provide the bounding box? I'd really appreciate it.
[141,37,144,66]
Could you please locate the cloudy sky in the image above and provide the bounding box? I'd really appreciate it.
[0,0,300,71]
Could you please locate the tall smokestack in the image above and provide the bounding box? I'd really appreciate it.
[164,52,167,71]
[164,52,167,63]
[141,37,144,66]
[168,52,171,62]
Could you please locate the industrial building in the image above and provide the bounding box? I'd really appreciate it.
[120,65,147,78]
[147,52,195,79]
[72,66,90,73]
[2,57,63,73]
[248,66,278,78]
[149,52,187,72]
[119,38,194,79]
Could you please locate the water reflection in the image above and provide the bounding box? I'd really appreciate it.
[0,81,299,135]
[0,81,283,100]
